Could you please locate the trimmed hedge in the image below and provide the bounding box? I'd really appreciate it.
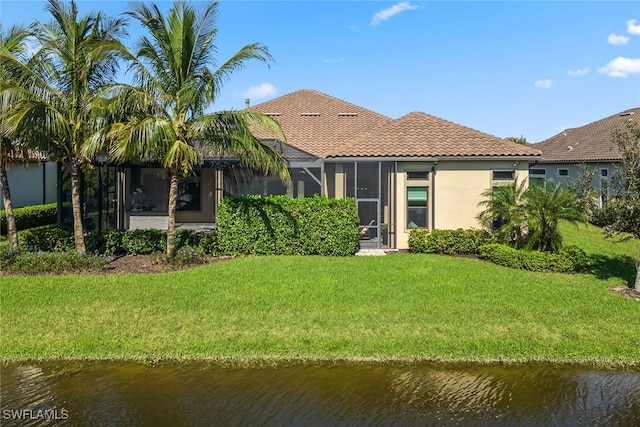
[216,195,360,256]
[0,248,108,274]
[18,225,219,256]
[0,203,57,235]
[408,228,496,255]
[478,243,589,273]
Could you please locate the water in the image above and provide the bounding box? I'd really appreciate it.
[2,362,639,426]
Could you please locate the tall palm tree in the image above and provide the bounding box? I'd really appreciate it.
[0,23,36,249]
[85,0,289,256]
[1,0,129,254]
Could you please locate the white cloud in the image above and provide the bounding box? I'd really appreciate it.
[371,2,419,26]
[323,57,345,64]
[627,19,640,35]
[567,67,590,76]
[242,83,277,99]
[608,33,629,45]
[598,57,640,77]
[534,79,553,89]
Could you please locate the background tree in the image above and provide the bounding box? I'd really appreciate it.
[507,135,528,145]
[603,120,640,289]
[0,24,39,248]
[1,0,129,254]
[478,179,585,252]
[85,0,289,256]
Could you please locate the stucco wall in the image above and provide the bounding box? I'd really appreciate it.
[396,160,530,250]
[0,162,57,209]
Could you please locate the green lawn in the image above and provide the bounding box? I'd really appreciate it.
[1,223,638,366]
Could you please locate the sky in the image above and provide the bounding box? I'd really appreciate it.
[1,0,639,143]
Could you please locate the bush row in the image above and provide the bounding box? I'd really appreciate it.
[478,243,589,273]
[1,248,108,274]
[216,195,360,256]
[408,228,496,255]
[17,225,219,256]
[0,203,57,235]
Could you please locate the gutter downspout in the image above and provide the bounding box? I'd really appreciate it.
[431,160,437,229]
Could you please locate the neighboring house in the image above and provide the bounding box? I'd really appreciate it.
[87,89,542,250]
[531,107,639,205]
[1,149,56,209]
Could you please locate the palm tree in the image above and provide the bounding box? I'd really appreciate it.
[0,23,36,249]
[478,179,585,251]
[85,0,289,256]
[0,0,129,254]
[523,180,585,251]
[477,180,528,248]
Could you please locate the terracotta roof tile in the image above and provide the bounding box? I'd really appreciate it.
[248,89,392,158]
[329,111,542,158]
[534,108,639,162]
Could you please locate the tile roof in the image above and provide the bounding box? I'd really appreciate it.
[533,107,639,162]
[5,145,48,162]
[329,111,542,158]
[248,89,392,158]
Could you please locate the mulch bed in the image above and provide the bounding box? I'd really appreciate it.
[609,286,640,301]
[101,254,232,274]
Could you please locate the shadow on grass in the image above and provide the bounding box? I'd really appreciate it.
[588,254,638,287]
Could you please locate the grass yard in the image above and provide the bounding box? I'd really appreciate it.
[2,222,639,366]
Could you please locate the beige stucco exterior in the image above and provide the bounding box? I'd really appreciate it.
[395,160,530,250]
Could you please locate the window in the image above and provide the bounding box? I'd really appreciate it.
[407,187,428,229]
[558,168,569,177]
[492,171,515,180]
[177,176,201,211]
[407,171,429,180]
[529,168,546,186]
[600,168,609,207]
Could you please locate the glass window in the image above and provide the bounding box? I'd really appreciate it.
[530,169,545,175]
[177,175,201,211]
[492,171,514,180]
[600,169,608,177]
[558,169,569,176]
[407,186,428,228]
[407,171,428,180]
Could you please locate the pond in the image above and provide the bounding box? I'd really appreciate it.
[2,362,639,426]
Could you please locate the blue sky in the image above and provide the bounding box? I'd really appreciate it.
[2,1,639,142]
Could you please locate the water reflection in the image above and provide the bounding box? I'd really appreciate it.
[2,362,639,426]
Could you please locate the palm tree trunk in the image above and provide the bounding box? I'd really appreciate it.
[69,163,86,254]
[166,169,179,257]
[634,261,639,290]
[0,160,19,249]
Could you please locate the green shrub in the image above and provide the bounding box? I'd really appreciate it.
[19,225,74,252]
[0,248,107,274]
[217,195,359,256]
[16,225,220,257]
[1,203,57,235]
[164,245,209,267]
[194,231,219,255]
[478,243,588,273]
[409,228,496,254]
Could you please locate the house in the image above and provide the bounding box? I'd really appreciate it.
[531,107,639,205]
[1,149,56,209]
[77,89,542,250]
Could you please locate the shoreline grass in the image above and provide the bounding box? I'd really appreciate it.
[2,222,638,368]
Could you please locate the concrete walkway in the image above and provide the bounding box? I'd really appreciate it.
[355,249,387,256]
